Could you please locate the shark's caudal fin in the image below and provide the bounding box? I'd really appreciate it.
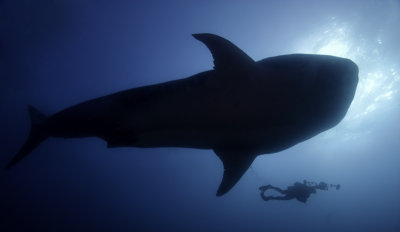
[5,106,48,169]
[214,148,256,196]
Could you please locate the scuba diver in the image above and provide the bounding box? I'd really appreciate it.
[259,180,340,203]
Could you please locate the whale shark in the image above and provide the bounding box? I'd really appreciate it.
[5,33,359,196]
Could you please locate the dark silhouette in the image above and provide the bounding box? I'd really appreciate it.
[259,180,339,203]
[5,33,358,196]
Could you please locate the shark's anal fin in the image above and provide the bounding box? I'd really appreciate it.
[192,33,255,72]
[213,148,256,196]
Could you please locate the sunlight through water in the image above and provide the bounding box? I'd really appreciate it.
[296,17,400,141]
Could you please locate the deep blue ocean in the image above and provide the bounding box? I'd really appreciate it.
[1,0,399,231]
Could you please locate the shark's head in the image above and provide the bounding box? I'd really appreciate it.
[311,55,359,126]
[256,54,358,130]
[315,55,359,97]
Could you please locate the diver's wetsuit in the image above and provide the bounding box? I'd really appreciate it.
[260,182,316,203]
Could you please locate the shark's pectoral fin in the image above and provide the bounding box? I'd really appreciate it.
[192,33,255,72]
[213,148,256,196]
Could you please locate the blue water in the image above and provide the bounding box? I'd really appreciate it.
[1,0,399,231]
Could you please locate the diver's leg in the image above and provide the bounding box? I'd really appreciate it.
[260,186,274,201]
[268,186,287,195]
[260,192,273,201]
[269,195,293,201]
[259,185,271,192]
[259,185,290,201]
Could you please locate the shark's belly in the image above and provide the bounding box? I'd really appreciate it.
[128,120,313,155]
[107,71,316,152]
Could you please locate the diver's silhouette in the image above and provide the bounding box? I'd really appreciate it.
[259,180,336,203]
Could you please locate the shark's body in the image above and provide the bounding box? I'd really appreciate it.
[6,34,359,196]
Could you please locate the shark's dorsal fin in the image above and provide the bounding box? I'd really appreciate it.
[213,148,256,196]
[193,33,255,72]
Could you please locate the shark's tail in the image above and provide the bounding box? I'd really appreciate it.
[5,105,48,169]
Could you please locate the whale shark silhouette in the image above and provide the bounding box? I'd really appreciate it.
[6,33,358,196]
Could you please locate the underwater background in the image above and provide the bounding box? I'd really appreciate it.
[1,0,399,231]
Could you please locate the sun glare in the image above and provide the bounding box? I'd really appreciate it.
[296,17,399,140]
